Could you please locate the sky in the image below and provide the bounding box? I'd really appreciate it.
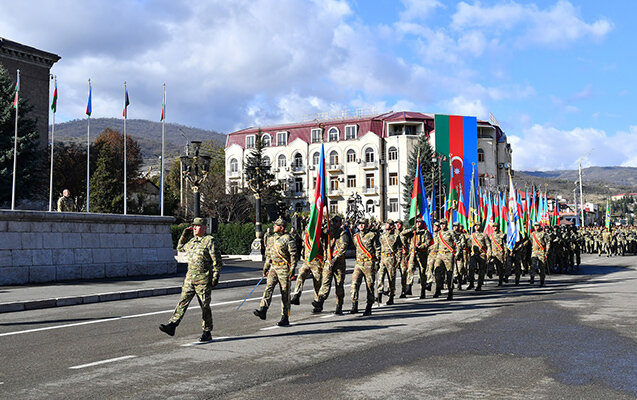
[1,0,635,171]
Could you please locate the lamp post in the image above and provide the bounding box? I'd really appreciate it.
[180,141,211,218]
[246,164,273,258]
[346,192,364,223]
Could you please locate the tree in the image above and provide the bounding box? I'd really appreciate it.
[401,134,440,223]
[51,142,87,209]
[0,65,44,206]
[92,128,143,183]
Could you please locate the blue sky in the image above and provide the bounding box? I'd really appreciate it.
[1,0,635,170]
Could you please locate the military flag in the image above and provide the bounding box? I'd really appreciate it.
[12,73,19,109]
[51,81,58,113]
[306,143,327,262]
[506,174,520,250]
[457,187,469,231]
[469,167,478,229]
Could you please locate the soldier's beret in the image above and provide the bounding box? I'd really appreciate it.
[415,218,424,224]
[273,217,285,226]
[192,217,206,226]
[357,218,368,225]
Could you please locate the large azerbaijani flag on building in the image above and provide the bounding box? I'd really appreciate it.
[306,143,327,262]
[434,114,478,208]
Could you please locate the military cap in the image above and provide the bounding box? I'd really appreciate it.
[273,217,285,226]
[395,219,403,225]
[415,218,424,224]
[331,215,342,223]
[433,221,440,226]
[386,219,394,225]
[439,218,448,225]
[357,218,369,225]
[452,221,460,226]
[192,217,206,226]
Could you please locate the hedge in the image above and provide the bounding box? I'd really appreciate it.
[171,222,274,255]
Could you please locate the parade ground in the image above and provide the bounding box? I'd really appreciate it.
[0,254,636,399]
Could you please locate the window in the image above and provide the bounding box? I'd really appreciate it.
[279,179,287,192]
[330,202,338,214]
[389,173,398,186]
[293,153,303,168]
[346,149,356,163]
[278,154,287,168]
[328,127,339,142]
[262,134,271,147]
[313,177,317,187]
[229,182,239,195]
[295,203,305,213]
[229,158,238,173]
[246,135,255,149]
[479,174,486,187]
[366,173,375,188]
[294,178,303,193]
[478,148,485,163]
[313,152,320,165]
[330,177,339,191]
[347,175,356,188]
[389,198,399,213]
[277,131,288,146]
[311,128,322,143]
[366,199,375,214]
[345,125,357,139]
[388,147,398,161]
[329,150,339,165]
[262,156,271,167]
[365,148,375,163]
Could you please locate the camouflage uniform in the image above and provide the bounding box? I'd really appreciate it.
[601,229,612,256]
[453,226,468,289]
[351,221,380,315]
[316,223,349,312]
[377,224,403,303]
[425,225,440,290]
[488,230,507,286]
[398,226,416,296]
[292,230,325,305]
[510,236,530,285]
[57,196,76,212]
[433,222,458,299]
[468,229,490,290]
[530,227,550,286]
[168,227,223,332]
[408,225,432,298]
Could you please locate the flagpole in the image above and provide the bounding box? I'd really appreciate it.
[160,83,166,216]
[49,75,56,212]
[123,81,128,215]
[86,79,91,213]
[11,69,20,211]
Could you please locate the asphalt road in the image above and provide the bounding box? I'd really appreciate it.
[0,254,636,399]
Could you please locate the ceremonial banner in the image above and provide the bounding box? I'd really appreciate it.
[306,143,327,262]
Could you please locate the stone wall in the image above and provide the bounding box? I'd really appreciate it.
[0,210,176,285]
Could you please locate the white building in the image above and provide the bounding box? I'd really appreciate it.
[225,111,512,222]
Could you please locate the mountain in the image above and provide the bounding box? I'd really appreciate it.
[52,118,226,161]
[521,167,637,187]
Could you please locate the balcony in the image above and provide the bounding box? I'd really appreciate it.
[362,161,378,170]
[228,171,241,179]
[327,188,342,198]
[362,186,378,195]
[327,163,342,173]
[291,165,305,174]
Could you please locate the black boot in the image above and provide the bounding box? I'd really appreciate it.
[386,296,394,305]
[290,293,301,305]
[466,282,475,290]
[277,314,290,326]
[419,288,426,299]
[405,285,412,295]
[334,304,343,315]
[159,321,177,336]
[498,278,503,286]
[399,290,407,299]
[376,293,383,304]
[253,306,268,320]
[457,280,463,290]
[529,277,535,285]
[311,297,324,313]
[540,277,545,287]
[199,330,212,342]
[350,302,358,314]
[447,287,453,300]
[515,275,520,285]
[433,286,441,298]
[426,282,432,291]
[362,303,373,316]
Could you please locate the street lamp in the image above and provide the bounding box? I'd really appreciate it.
[180,141,211,218]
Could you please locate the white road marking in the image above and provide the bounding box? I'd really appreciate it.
[181,336,231,347]
[69,355,137,370]
[260,323,296,331]
[320,313,335,319]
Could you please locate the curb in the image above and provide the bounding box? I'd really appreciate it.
[0,268,354,314]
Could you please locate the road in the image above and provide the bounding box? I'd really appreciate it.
[0,254,636,399]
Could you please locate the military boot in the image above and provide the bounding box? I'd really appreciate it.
[290,293,301,305]
[362,302,373,316]
[405,285,413,295]
[277,314,290,326]
[399,290,407,299]
[311,297,324,313]
[457,280,463,290]
[447,287,453,300]
[386,296,394,305]
[375,293,383,304]
[515,275,520,285]
[466,281,475,290]
[419,288,426,299]
[253,306,268,320]
[350,302,358,314]
[498,277,503,286]
[334,304,343,315]
[159,322,177,336]
[199,330,212,342]
[540,277,545,287]
[426,282,432,291]
[433,286,441,298]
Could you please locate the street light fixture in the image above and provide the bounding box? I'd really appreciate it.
[180,141,211,218]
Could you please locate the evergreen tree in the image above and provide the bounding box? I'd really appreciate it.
[401,135,440,224]
[51,142,87,208]
[244,129,282,221]
[0,65,43,206]
[90,144,124,213]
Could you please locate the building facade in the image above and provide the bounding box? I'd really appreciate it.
[0,37,60,148]
[225,111,512,222]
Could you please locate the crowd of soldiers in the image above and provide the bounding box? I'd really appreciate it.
[580,226,637,257]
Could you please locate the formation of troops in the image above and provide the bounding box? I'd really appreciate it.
[160,216,635,340]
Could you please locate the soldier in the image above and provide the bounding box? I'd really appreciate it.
[350,219,380,316]
[290,226,325,312]
[433,218,458,300]
[424,222,441,293]
[488,224,508,286]
[404,219,431,299]
[452,222,468,290]
[160,217,223,342]
[601,227,612,257]
[314,216,349,314]
[396,220,415,297]
[510,234,530,285]
[254,217,298,326]
[530,222,550,286]
[377,220,403,305]
[468,223,490,291]
[57,189,76,212]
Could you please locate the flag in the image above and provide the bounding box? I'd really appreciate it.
[86,84,92,116]
[123,88,130,117]
[306,143,327,262]
[457,187,469,231]
[409,154,432,233]
[605,200,611,228]
[551,199,560,226]
[160,94,166,121]
[506,175,520,250]
[500,192,508,232]
[51,81,58,113]
[469,169,478,229]
[484,194,494,236]
[12,74,19,109]
[430,183,436,224]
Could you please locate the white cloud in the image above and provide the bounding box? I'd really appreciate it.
[399,0,444,21]
[440,96,488,119]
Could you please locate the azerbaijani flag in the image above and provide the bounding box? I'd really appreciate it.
[469,169,478,229]
[551,199,560,226]
[306,143,327,262]
[457,187,469,231]
[86,83,92,116]
[484,194,494,236]
[123,88,130,117]
[434,114,478,208]
[12,73,19,109]
[51,81,58,113]
[161,94,166,121]
[409,153,432,233]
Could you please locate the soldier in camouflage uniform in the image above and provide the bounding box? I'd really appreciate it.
[510,234,530,285]
[530,222,550,286]
[314,216,350,314]
[160,217,223,342]
[254,217,298,326]
[350,219,380,316]
[397,220,415,297]
[57,189,76,212]
[403,219,431,299]
[290,227,326,311]
[425,222,440,293]
[488,225,508,286]
[376,220,403,305]
[433,218,458,300]
[452,222,468,290]
[601,227,612,257]
[468,223,490,291]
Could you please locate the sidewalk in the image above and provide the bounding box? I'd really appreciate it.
[0,256,355,313]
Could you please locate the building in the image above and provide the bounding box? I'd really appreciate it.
[0,37,60,148]
[225,111,512,222]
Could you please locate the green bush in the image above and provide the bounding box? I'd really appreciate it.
[171,222,274,255]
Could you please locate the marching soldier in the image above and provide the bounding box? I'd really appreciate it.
[452,222,468,290]
[376,220,402,305]
[433,219,458,300]
[160,217,223,342]
[253,217,298,326]
[314,216,349,314]
[468,223,490,291]
[351,219,380,316]
[488,225,508,286]
[291,226,326,312]
[530,222,550,286]
[394,220,411,298]
[405,219,431,299]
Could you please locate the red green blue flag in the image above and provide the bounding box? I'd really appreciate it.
[12,74,19,109]
[86,83,92,116]
[51,81,58,113]
[306,143,327,262]
[408,152,432,233]
[123,88,130,117]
